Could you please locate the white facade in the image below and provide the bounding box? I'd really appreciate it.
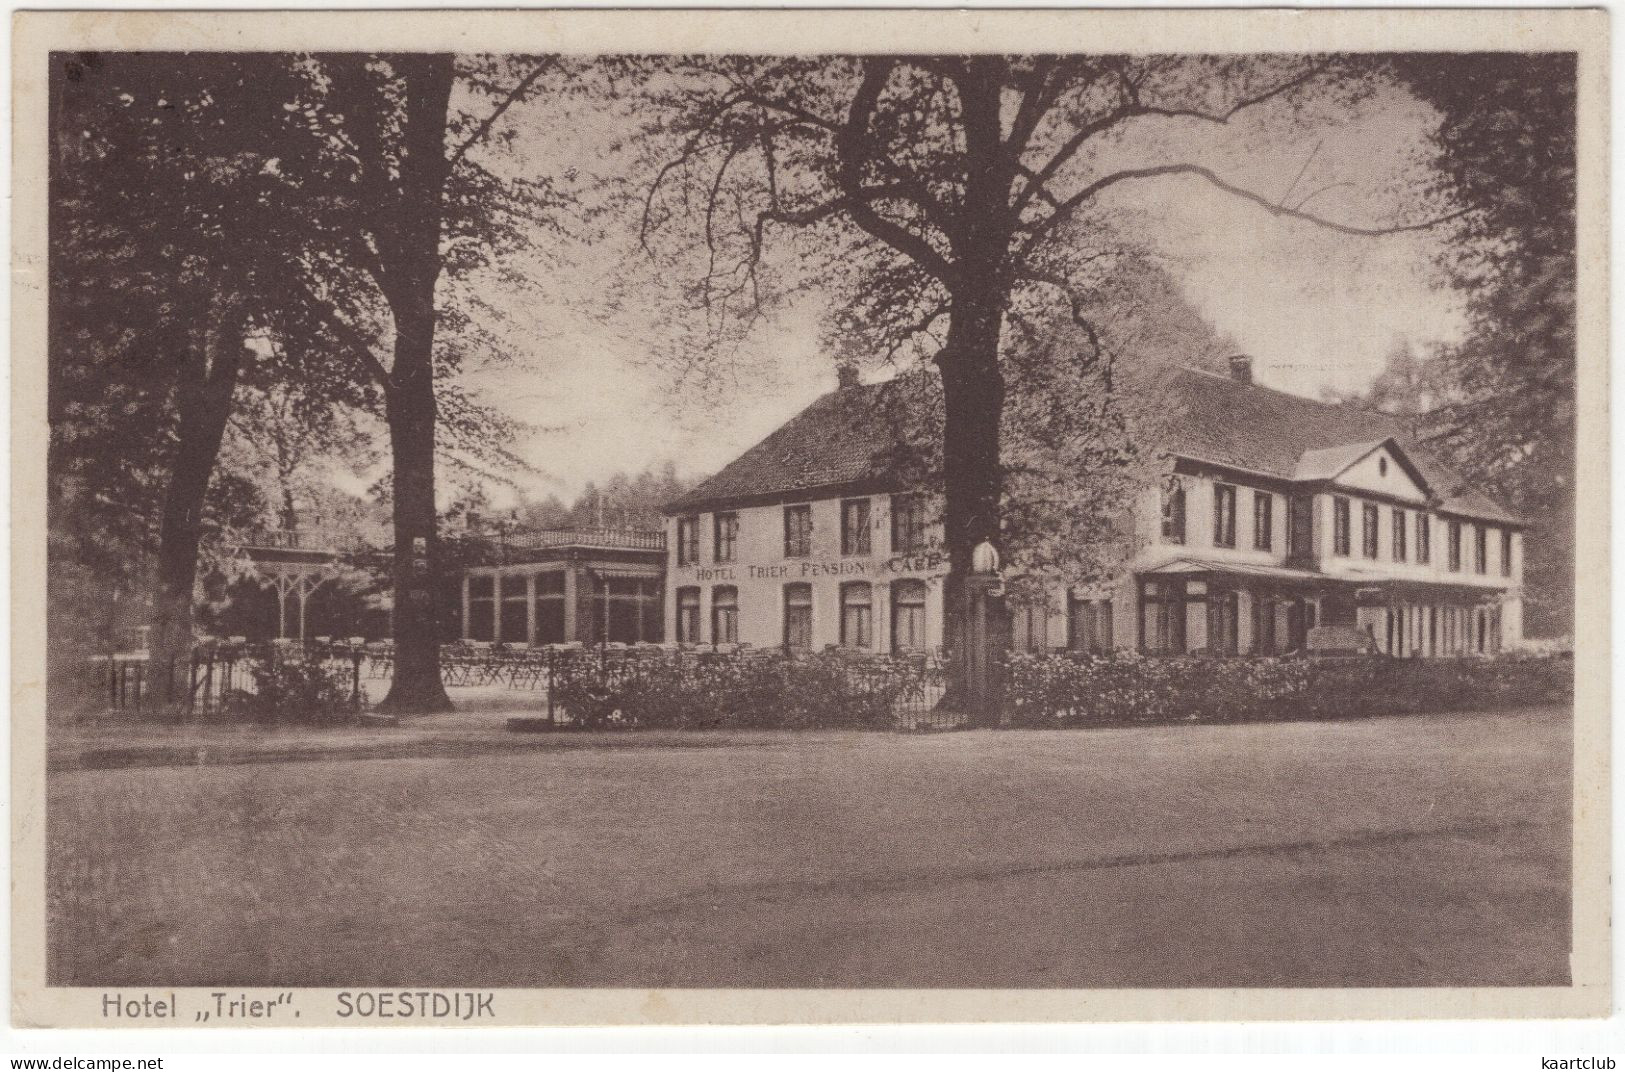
[665,438,1525,657]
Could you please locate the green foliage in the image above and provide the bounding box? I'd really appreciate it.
[548,651,929,730]
[221,659,359,725]
[1004,651,1573,728]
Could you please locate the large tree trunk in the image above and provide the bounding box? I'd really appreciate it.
[149,311,245,703]
[935,59,1012,727]
[935,296,1007,726]
[375,53,456,715]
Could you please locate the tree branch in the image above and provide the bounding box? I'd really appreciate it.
[835,59,956,285]
[447,58,555,170]
[1020,162,1469,261]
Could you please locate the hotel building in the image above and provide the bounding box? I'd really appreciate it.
[662,357,1526,658]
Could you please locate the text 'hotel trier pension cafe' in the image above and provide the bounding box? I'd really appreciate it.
[661,357,1526,658]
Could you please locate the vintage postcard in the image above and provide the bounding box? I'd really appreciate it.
[11,8,1610,1027]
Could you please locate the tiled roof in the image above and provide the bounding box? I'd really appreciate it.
[666,362,1525,526]
[664,377,922,513]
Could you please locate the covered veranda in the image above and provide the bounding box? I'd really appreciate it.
[1138,558,1506,657]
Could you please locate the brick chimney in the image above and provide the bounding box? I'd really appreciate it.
[836,363,860,390]
[1228,355,1253,384]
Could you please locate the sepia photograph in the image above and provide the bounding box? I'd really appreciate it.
[11,8,1608,1028]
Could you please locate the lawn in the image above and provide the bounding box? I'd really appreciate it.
[47,705,1571,988]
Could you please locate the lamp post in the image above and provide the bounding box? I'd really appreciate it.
[964,538,1009,727]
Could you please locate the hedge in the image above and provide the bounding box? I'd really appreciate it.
[1004,651,1574,728]
[548,650,933,730]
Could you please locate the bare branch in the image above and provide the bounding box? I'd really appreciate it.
[447,58,555,170]
[1020,162,1469,261]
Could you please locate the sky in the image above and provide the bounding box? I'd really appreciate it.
[451,61,1469,506]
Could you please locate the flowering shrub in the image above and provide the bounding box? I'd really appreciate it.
[1004,651,1573,728]
[548,650,932,730]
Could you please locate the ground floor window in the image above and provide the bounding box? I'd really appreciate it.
[1012,601,1048,652]
[840,582,872,649]
[891,580,928,652]
[468,576,494,642]
[500,574,528,642]
[1253,595,1277,654]
[534,571,566,644]
[1068,596,1113,652]
[1140,580,1187,654]
[1207,590,1239,655]
[676,586,700,644]
[784,583,813,651]
[597,577,661,644]
[711,585,738,644]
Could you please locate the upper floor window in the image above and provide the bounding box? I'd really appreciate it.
[841,498,871,556]
[1448,520,1463,572]
[676,516,699,566]
[1213,483,1237,549]
[1417,513,1432,564]
[1501,529,1514,577]
[1333,497,1351,556]
[1252,491,1273,551]
[1361,502,1379,559]
[891,494,927,554]
[1392,508,1407,562]
[713,512,737,563]
[783,504,812,558]
[1161,479,1187,545]
[1475,525,1489,574]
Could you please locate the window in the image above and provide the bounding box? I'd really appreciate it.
[676,516,698,566]
[711,585,738,644]
[1502,529,1514,577]
[1161,479,1187,545]
[533,571,566,645]
[1068,596,1114,653]
[1141,580,1187,654]
[1253,491,1273,551]
[500,574,528,642]
[1392,508,1407,562]
[1213,483,1237,548]
[713,512,737,563]
[783,504,812,558]
[891,580,928,652]
[1287,496,1312,559]
[1333,497,1351,556]
[1253,596,1277,655]
[1475,525,1489,574]
[1448,520,1463,571]
[840,583,872,649]
[467,575,494,642]
[1012,603,1047,652]
[676,587,701,645]
[891,494,927,553]
[596,577,661,644]
[783,583,813,650]
[1417,514,1432,564]
[1362,502,1379,559]
[841,498,871,556]
[1207,591,1239,655]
